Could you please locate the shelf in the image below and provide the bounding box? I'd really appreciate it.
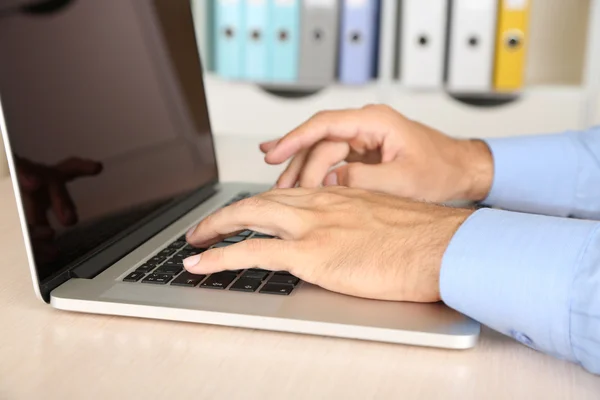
[205,73,587,140]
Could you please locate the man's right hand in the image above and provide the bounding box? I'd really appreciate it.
[260,104,494,203]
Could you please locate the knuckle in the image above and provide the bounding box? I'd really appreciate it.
[243,238,265,253]
[310,192,334,207]
[235,196,265,210]
[312,110,329,120]
[363,103,394,115]
[344,165,361,186]
[205,247,227,263]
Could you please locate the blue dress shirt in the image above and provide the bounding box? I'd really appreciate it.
[440,127,600,375]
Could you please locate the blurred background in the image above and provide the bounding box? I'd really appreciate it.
[1,0,599,183]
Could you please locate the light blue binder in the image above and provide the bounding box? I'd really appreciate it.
[268,0,301,82]
[214,0,245,79]
[244,0,270,81]
[338,0,381,84]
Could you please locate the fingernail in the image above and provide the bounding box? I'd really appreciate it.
[186,224,197,239]
[183,254,202,269]
[324,172,338,186]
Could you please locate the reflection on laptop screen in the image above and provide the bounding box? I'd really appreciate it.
[0,0,217,281]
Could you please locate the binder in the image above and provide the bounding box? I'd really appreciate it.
[244,0,270,81]
[399,0,448,89]
[298,0,340,85]
[191,0,214,72]
[493,0,531,92]
[447,0,498,93]
[268,0,301,82]
[214,0,245,79]
[338,0,381,85]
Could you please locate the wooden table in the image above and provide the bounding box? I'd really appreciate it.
[0,178,599,400]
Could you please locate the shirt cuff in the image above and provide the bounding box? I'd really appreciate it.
[440,208,599,362]
[481,133,579,217]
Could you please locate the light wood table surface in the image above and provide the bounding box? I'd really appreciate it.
[0,177,599,400]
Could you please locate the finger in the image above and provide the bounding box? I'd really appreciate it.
[275,149,309,188]
[298,140,350,188]
[186,197,308,247]
[259,138,280,154]
[325,163,393,191]
[48,180,78,226]
[183,239,300,275]
[55,157,103,181]
[265,109,369,164]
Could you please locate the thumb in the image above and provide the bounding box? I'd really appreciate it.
[324,162,396,191]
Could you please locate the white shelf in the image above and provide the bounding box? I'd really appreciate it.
[203,0,600,140]
[205,73,587,139]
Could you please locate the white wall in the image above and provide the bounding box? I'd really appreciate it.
[526,0,591,85]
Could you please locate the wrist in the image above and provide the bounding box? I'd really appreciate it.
[457,139,494,202]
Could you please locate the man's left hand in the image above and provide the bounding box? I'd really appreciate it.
[184,187,473,303]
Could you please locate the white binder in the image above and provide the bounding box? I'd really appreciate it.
[447,0,498,93]
[399,0,448,89]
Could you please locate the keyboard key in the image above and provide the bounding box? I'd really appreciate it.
[171,272,206,287]
[148,255,167,265]
[252,233,274,239]
[224,236,245,243]
[200,272,237,290]
[238,230,252,237]
[154,264,183,275]
[135,263,156,273]
[158,248,177,257]
[268,275,300,286]
[123,271,145,282]
[163,258,183,266]
[242,270,269,280]
[169,240,187,249]
[212,242,234,249]
[177,249,204,258]
[142,274,173,285]
[260,283,294,295]
[274,271,293,276]
[230,278,262,292]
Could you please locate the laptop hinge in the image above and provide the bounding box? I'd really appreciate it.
[39,183,218,302]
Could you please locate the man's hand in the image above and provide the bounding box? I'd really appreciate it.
[184,187,473,302]
[260,104,494,203]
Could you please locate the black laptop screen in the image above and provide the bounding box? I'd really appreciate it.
[0,0,218,282]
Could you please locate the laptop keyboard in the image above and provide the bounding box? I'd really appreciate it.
[121,192,301,295]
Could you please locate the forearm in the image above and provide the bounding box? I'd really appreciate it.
[469,127,600,219]
[441,208,600,375]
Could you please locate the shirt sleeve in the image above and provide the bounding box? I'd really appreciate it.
[440,207,600,375]
[481,126,600,219]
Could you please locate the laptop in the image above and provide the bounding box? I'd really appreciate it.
[0,0,479,349]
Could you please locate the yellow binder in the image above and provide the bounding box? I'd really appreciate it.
[493,0,531,92]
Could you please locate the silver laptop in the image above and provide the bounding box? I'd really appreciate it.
[0,0,479,349]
